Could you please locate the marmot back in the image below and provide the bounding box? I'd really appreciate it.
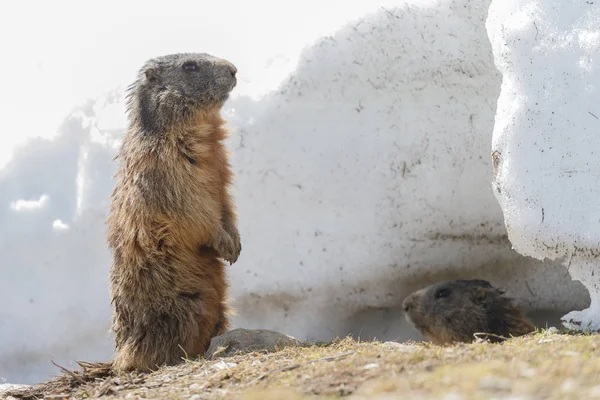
[402,279,535,345]
[106,53,241,373]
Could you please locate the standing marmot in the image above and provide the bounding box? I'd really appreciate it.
[402,279,535,345]
[106,53,241,373]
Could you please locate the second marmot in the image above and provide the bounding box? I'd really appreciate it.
[403,279,535,345]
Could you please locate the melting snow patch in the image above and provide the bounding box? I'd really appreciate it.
[486,0,600,330]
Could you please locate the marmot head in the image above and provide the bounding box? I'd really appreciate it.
[127,52,237,134]
[402,279,534,344]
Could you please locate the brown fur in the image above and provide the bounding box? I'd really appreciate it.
[106,53,241,373]
[402,279,535,345]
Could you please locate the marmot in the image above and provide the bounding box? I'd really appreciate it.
[106,53,241,373]
[402,279,535,345]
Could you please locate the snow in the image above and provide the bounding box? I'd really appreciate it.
[0,0,591,386]
[486,0,600,330]
[0,110,117,385]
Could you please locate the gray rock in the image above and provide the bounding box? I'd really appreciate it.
[205,328,300,360]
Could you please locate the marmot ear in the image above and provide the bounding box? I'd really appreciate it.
[144,67,160,83]
[473,287,488,304]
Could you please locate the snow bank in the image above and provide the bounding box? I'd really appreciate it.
[224,0,588,340]
[486,1,600,330]
[0,103,119,384]
[0,0,590,385]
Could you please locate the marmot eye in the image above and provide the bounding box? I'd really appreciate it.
[182,62,197,71]
[434,288,450,299]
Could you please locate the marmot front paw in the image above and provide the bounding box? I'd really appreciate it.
[223,221,241,262]
[210,228,241,264]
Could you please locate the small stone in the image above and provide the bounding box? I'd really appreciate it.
[560,351,579,357]
[189,383,203,390]
[212,360,237,371]
[443,393,464,400]
[0,384,30,392]
[383,341,419,353]
[363,363,379,370]
[589,385,600,397]
[478,376,512,391]
[205,328,300,359]
[546,326,559,334]
[519,367,536,377]
[560,379,577,393]
[383,341,403,348]
[189,395,202,400]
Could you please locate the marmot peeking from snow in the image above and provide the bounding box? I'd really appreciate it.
[402,279,535,345]
[106,53,241,372]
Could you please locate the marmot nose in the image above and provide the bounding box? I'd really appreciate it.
[402,295,413,312]
[228,63,237,77]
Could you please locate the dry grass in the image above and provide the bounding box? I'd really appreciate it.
[5,329,600,400]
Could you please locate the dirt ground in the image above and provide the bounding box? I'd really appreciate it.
[5,329,600,400]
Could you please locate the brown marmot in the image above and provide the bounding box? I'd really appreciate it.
[106,52,241,373]
[402,279,535,345]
